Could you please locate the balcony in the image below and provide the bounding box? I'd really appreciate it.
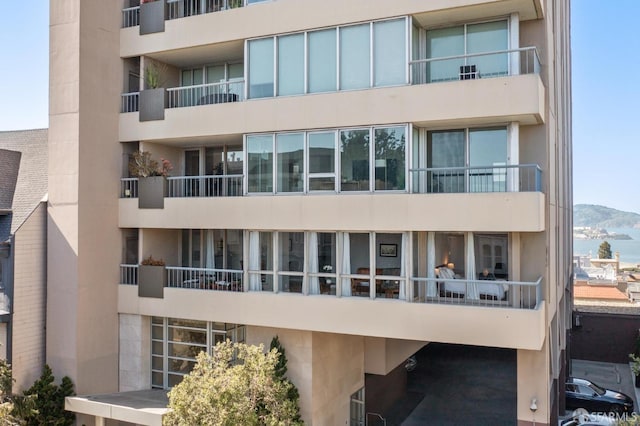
[121,0,258,29]
[410,47,540,86]
[118,264,545,349]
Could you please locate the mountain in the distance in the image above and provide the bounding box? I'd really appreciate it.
[574,204,640,229]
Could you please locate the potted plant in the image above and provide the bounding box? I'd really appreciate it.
[139,255,167,298]
[129,150,173,209]
[139,60,169,121]
[629,353,640,388]
[139,0,166,35]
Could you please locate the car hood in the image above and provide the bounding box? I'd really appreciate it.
[603,390,634,405]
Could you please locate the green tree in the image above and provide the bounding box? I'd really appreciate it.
[164,341,303,426]
[269,336,301,423]
[0,359,29,426]
[18,364,75,426]
[598,240,612,259]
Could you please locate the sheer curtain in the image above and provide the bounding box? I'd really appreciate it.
[308,232,320,295]
[466,232,479,299]
[205,230,215,270]
[341,233,352,297]
[249,231,261,291]
[399,233,407,300]
[427,232,437,297]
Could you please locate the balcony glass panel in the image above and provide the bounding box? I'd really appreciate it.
[308,132,335,191]
[278,232,304,293]
[467,21,508,78]
[426,26,464,82]
[374,126,406,190]
[427,130,465,193]
[247,135,273,193]
[339,24,370,90]
[278,34,304,96]
[276,133,304,193]
[340,129,370,192]
[248,38,274,98]
[373,19,406,87]
[308,29,337,93]
[469,128,507,192]
[309,232,336,295]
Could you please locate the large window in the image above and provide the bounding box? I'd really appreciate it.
[424,127,507,193]
[247,18,407,99]
[246,125,407,194]
[182,229,243,271]
[425,20,508,82]
[151,317,245,389]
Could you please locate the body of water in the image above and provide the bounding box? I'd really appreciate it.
[573,227,640,265]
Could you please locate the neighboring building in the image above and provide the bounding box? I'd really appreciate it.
[51,1,572,425]
[0,129,48,391]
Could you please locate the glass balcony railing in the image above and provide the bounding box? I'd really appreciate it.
[166,81,245,108]
[409,47,540,85]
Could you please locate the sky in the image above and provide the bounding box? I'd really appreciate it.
[0,1,638,213]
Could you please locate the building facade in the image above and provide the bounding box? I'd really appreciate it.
[0,129,48,392]
[50,0,572,424]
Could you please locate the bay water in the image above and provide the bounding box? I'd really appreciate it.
[573,227,640,265]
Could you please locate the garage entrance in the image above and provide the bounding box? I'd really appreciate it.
[379,343,517,425]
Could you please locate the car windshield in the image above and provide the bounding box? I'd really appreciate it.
[587,382,606,396]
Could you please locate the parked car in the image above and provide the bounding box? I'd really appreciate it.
[565,377,634,414]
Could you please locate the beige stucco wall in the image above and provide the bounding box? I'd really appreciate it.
[364,337,427,375]
[11,202,47,391]
[121,285,546,350]
[48,0,121,394]
[119,314,151,392]
[120,0,541,59]
[120,192,545,233]
[119,75,544,142]
[246,327,365,425]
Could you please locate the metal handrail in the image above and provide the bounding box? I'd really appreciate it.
[121,92,140,113]
[166,174,243,197]
[411,276,542,309]
[122,6,140,28]
[166,80,245,108]
[410,46,541,84]
[409,164,542,193]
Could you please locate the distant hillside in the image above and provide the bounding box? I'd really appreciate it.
[574,204,640,228]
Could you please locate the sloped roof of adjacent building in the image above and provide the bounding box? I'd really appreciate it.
[0,129,48,243]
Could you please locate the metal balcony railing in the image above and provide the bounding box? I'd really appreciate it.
[121,92,140,113]
[120,178,139,198]
[166,0,245,20]
[166,81,245,108]
[120,264,139,285]
[166,266,243,291]
[409,46,541,85]
[166,175,243,197]
[410,276,542,309]
[122,6,140,28]
[409,164,542,194]
[119,175,243,198]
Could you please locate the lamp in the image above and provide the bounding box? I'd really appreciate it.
[529,398,537,412]
[447,262,454,270]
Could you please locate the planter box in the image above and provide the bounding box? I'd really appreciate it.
[139,176,166,209]
[139,88,166,122]
[138,265,166,298]
[140,0,166,35]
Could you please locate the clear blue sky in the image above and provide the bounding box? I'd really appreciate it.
[0,1,638,213]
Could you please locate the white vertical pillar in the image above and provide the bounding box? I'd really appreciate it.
[507,122,520,192]
[95,416,105,426]
[509,13,520,75]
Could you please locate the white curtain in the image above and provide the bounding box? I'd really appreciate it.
[308,232,320,295]
[249,231,261,291]
[341,233,352,297]
[427,232,437,297]
[205,230,215,270]
[399,233,407,300]
[466,232,479,300]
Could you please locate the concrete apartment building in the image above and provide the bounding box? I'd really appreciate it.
[0,129,48,392]
[50,0,572,424]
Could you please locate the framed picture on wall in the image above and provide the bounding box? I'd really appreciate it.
[379,243,397,257]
